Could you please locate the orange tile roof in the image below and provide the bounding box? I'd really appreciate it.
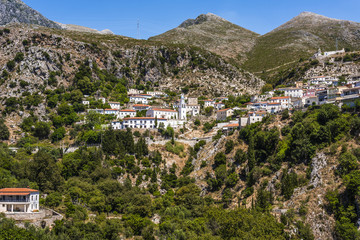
[133,104,150,107]
[119,109,136,112]
[204,99,214,102]
[0,188,38,195]
[218,108,232,112]
[271,96,290,100]
[224,123,239,128]
[151,108,177,112]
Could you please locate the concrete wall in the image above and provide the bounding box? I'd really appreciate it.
[5,211,45,221]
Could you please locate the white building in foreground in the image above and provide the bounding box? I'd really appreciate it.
[0,188,39,213]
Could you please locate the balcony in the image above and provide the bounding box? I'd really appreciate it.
[0,199,30,203]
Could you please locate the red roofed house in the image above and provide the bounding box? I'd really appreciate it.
[146,108,178,119]
[222,123,239,132]
[217,108,234,121]
[269,96,291,109]
[0,188,39,213]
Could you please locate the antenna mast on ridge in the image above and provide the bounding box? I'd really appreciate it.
[137,19,141,40]
[336,38,338,51]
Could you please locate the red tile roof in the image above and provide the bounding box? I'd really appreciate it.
[271,96,290,100]
[223,123,239,128]
[133,104,150,107]
[218,108,232,112]
[0,188,38,195]
[119,109,136,112]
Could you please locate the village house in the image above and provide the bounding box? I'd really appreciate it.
[222,123,239,132]
[128,89,144,95]
[104,109,118,115]
[217,108,234,121]
[109,102,121,109]
[276,87,303,98]
[146,108,178,120]
[204,99,215,108]
[112,117,167,130]
[146,91,166,98]
[309,76,338,85]
[118,109,136,119]
[82,100,90,105]
[0,188,39,213]
[129,95,149,104]
[269,96,291,109]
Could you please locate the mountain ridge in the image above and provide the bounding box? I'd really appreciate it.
[0,0,61,29]
[149,13,259,63]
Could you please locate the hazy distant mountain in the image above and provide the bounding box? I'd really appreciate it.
[57,22,114,35]
[0,0,61,29]
[149,13,259,63]
[243,12,360,74]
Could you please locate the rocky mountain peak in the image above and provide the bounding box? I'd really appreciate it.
[178,13,226,28]
[0,0,61,29]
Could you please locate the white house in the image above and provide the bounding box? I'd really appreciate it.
[248,111,266,124]
[309,76,338,85]
[82,100,90,105]
[0,188,39,213]
[146,91,165,98]
[109,102,121,109]
[128,89,144,95]
[217,108,234,121]
[265,102,282,113]
[222,123,239,132]
[104,109,118,115]
[269,96,291,109]
[276,87,303,98]
[129,96,149,104]
[146,108,178,120]
[118,109,136,119]
[112,117,167,130]
[204,99,215,108]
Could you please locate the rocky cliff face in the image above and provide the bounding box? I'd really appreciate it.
[0,0,61,29]
[0,25,263,110]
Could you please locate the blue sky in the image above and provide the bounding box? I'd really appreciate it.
[23,0,360,39]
